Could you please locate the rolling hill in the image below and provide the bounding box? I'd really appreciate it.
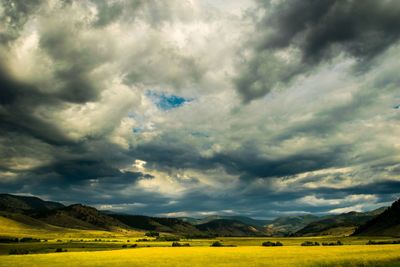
[353,198,400,237]
[295,208,387,236]
[180,215,271,227]
[110,214,203,235]
[195,219,267,237]
[32,204,129,231]
[264,214,319,236]
[0,194,64,213]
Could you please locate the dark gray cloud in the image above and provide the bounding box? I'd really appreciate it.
[236,0,400,101]
[0,68,72,146]
[0,0,399,219]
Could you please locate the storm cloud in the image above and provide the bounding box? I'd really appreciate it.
[235,0,400,101]
[0,0,399,218]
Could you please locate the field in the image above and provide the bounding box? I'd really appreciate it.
[1,215,400,266]
[1,245,400,267]
[1,235,400,266]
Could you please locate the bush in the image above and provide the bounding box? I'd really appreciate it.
[262,241,274,247]
[262,241,283,247]
[322,241,344,246]
[9,249,29,255]
[301,241,320,246]
[136,238,149,242]
[156,236,180,242]
[130,244,138,248]
[211,241,223,247]
[55,248,67,253]
[122,244,128,248]
[19,237,40,243]
[172,242,190,247]
[0,237,18,243]
[367,240,400,245]
[145,231,160,237]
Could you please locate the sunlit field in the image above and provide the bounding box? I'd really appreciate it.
[1,245,400,267]
[2,214,400,266]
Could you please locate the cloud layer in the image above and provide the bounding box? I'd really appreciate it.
[0,0,399,219]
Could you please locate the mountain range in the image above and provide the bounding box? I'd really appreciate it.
[0,193,398,237]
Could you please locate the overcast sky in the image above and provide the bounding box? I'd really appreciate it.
[1,0,399,219]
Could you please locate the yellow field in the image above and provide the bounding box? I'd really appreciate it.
[1,214,400,266]
[1,245,400,267]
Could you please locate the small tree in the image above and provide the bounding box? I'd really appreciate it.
[262,241,275,247]
[172,242,181,247]
[211,241,223,247]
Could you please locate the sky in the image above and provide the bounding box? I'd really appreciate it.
[0,0,400,219]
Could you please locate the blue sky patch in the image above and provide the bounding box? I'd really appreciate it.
[147,91,192,110]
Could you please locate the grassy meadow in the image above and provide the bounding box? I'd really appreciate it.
[1,245,400,267]
[1,215,400,266]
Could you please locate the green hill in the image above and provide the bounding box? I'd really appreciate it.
[33,204,129,231]
[110,214,203,235]
[196,219,267,237]
[265,214,319,236]
[296,208,387,236]
[0,194,64,213]
[353,198,400,237]
[181,215,270,227]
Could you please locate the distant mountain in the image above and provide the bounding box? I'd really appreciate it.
[180,215,271,227]
[296,208,387,236]
[0,193,396,237]
[33,204,129,231]
[110,214,203,235]
[0,194,64,213]
[353,198,400,237]
[178,217,202,225]
[265,214,319,236]
[195,219,267,237]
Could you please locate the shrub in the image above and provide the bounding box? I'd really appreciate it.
[122,244,128,248]
[0,237,18,243]
[145,231,160,237]
[9,249,29,255]
[172,242,181,247]
[262,241,274,247]
[130,244,138,248]
[211,241,223,247]
[301,241,320,246]
[172,242,190,247]
[322,241,344,246]
[19,237,40,243]
[55,248,65,253]
[156,236,180,241]
[367,240,400,245]
[136,238,149,242]
[262,241,283,247]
